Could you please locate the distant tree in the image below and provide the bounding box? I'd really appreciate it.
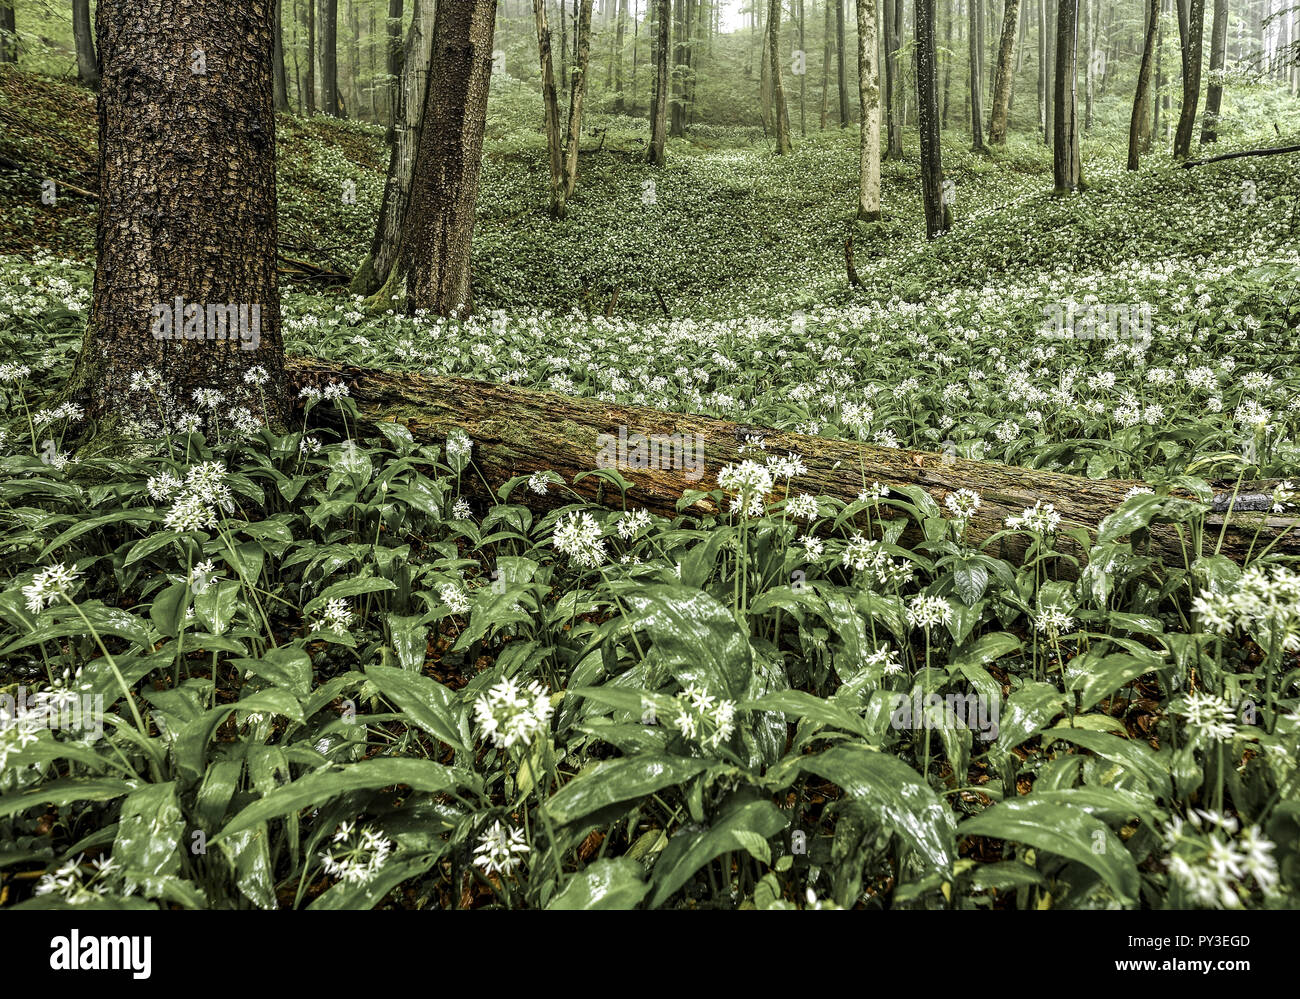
[647,0,669,163]
[769,0,793,152]
[1201,0,1228,143]
[916,0,947,237]
[1052,0,1081,192]
[1129,0,1159,169]
[321,0,340,116]
[0,3,14,65]
[854,0,880,218]
[354,0,435,294]
[1173,0,1205,158]
[883,0,903,157]
[614,0,628,111]
[73,0,100,88]
[564,0,595,193]
[989,0,1020,144]
[533,0,567,213]
[273,0,290,110]
[305,0,318,113]
[969,0,986,150]
[1043,0,1054,146]
[835,0,849,126]
[372,0,497,314]
[77,0,288,431]
[820,0,831,128]
[386,0,404,122]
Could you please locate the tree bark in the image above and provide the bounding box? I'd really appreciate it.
[1052,0,1081,192]
[353,0,435,295]
[73,0,101,88]
[76,0,288,432]
[855,0,880,217]
[533,0,567,213]
[321,0,340,116]
[614,0,627,111]
[916,0,947,237]
[372,0,497,315]
[0,2,15,65]
[1173,0,1204,158]
[286,357,1300,573]
[835,0,850,126]
[988,0,1019,143]
[969,0,986,149]
[884,0,903,156]
[1129,0,1159,169]
[770,0,793,152]
[274,0,291,110]
[386,0,404,124]
[306,0,318,112]
[1043,0,1054,145]
[1200,0,1227,143]
[646,0,669,163]
[564,0,595,192]
[820,0,832,129]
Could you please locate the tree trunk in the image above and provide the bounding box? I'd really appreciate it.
[916,0,947,237]
[0,2,15,65]
[564,0,595,191]
[988,0,1019,143]
[646,0,669,163]
[373,0,497,315]
[1154,0,1166,146]
[385,0,405,125]
[884,0,903,155]
[533,0,567,214]
[274,0,291,110]
[306,0,318,113]
[1129,0,1159,169]
[941,0,951,126]
[855,0,880,218]
[614,0,627,111]
[1082,0,1092,129]
[969,0,985,149]
[799,0,807,134]
[835,0,850,126]
[73,0,100,87]
[759,0,773,132]
[672,0,687,136]
[77,0,288,432]
[321,0,340,116]
[821,0,832,129]
[1052,0,1080,192]
[1173,0,1204,158]
[1200,0,1227,142]
[770,0,793,152]
[353,0,435,295]
[1043,0,1054,145]
[287,357,1300,573]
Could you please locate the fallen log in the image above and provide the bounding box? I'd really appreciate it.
[1180,143,1300,168]
[285,357,1299,572]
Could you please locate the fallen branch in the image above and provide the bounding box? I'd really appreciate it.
[285,357,1299,572]
[1180,143,1300,168]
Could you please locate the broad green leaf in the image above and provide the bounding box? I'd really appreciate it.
[549,858,651,910]
[545,755,711,827]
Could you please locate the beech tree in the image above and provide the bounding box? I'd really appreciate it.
[883,0,903,157]
[1201,0,1229,142]
[1053,0,1081,192]
[0,2,13,65]
[989,0,1021,144]
[73,0,99,89]
[533,0,566,214]
[854,0,880,218]
[969,0,986,150]
[372,0,497,314]
[1173,0,1205,158]
[916,0,947,237]
[647,0,669,164]
[769,0,793,153]
[76,0,288,431]
[354,0,436,294]
[563,0,596,192]
[835,0,849,127]
[321,0,341,116]
[1129,0,1160,168]
[273,0,290,111]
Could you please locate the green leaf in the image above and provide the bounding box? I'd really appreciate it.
[545,755,710,827]
[618,586,751,699]
[114,782,185,893]
[548,858,651,910]
[303,576,397,615]
[996,681,1066,750]
[0,779,137,819]
[365,664,471,752]
[960,798,1139,902]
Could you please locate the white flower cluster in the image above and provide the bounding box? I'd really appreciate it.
[718,459,774,517]
[473,676,554,750]
[1005,500,1061,535]
[33,855,120,904]
[906,594,953,631]
[553,511,606,567]
[1191,564,1300,653]
[474,820,530,876]
[841,535,913,589]
[1162,811,1279,909]
[319,821,395,885]
[152,461,235,532]
[670,684,738,751]
[21,562,81,614]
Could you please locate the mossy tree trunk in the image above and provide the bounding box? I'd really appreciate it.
[1129,0,1159,169]
[1173,0,1204,158]
[1200,0,1227,143]
[75,0,289,433]
[321,0,341,116]
[854,0,880,217]
[563,0,595,195]
[769,0,793,153]
[646,0,669,163]
[534,0,567,213]
[989,0,1020,144]
[916,0,947,237]
[1052,0,1081,192]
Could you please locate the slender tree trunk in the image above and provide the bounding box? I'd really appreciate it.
[1200,0,1227,142]
[942,0,952,125]
[836,0,850,125]
[1052,0,1081,192]
[73,0,100,87]
[821,0,832,128]
[274,0,291,110]
[799,0,807,134]
[855,0,880,218]
[1082,0,1092,129]
[760,0,773,132]
[672,0,687,135]
[564,0,595,191]
[533,0,567,214]
[78,0,287,430]
[969,0,985,148]
[306,0,318,113]
[374,0,497,315]
[1043,0,1055,144]
[916,0,947,237]
[1037,0,1045,134]
[646,0,669,163]
[353,0,435,294]
[1129,0,1159,168]
[386,0,405,125]
[614,0,627,110]
[321,0,340,115]
[1173,0,1204,157]
[348,0,361,119]
[769,0,793,151]
[989,0,1018,142]
[0,3,15,65]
